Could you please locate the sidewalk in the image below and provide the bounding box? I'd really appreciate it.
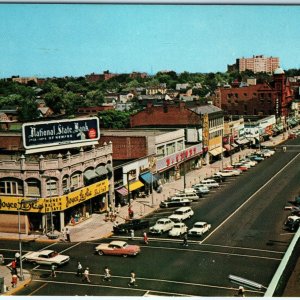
[0,129,296,296]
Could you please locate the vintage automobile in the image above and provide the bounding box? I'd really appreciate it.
[284,215,300,232]
[192,184,210,194]
[95,240,140,257]
[168,223,188,237]
[113,219,149,234]
[215,169,240,177]
[160,197,192,208]
[188,221,211,236]
[22,250,70,266]
[200,179,219,188]
[149,218,174,234]
[168,207,194,223]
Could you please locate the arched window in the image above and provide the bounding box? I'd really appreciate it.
[0,178,23,195]
[70,172,82,190]
[26,178,41,196]
[46,178,58,196]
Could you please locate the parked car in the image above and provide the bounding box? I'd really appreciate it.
[113,219,150,234]
[149,218,175,234]
[160,197,192,208]
[168,207,194,223]
[206,174,226,183]
[225,165,247,172]
[239,159,257,166]
[192,184,210,195]
[168,223,188,237]
[247,154,265,162]
[23,250,70,266]
[284,215,300,232]
[188,221,211,236]
[172,191,200,201]
[215,169,240,177]
[200,179,219,188]
[95,240,141,257]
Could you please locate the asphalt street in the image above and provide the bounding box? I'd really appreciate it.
[1,138,300,296]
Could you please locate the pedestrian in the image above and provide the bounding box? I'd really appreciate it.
[15,252,20,266]
[11,259,17,275]
[130,229,135,240]
[116,203,121,214]
[11,273,18,288]
[102,266,111,282]
[236,286,245,297]
[128,270,137,287]
[182,233,188,247]
[77,261,83,277]
[51,264,56,277]
[143,231,148,244]
[82,267,91,283]
[66,227,71,242]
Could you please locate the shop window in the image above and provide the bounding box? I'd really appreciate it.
[177,140,184,151]
[156,145,165,158]
[62,177,69,193]
[27,179,40,196]
[46,179,58,196]
[166,143,176,155]
[0,179,23,195]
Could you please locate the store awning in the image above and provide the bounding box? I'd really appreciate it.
[231,143,238,148]
[235,138,249,145]
[115,187,128,196]
[209,147,224,156]
[106,164,113,174]
[84,169,98,181]
[223,144,234,151]
[139,171,156,185]
[129,180,144,191]
[95,166,108,177]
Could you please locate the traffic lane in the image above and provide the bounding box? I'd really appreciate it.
[203,154,300,251]
[19,243,274,296]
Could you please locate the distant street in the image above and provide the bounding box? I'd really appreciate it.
[1,138,299,296]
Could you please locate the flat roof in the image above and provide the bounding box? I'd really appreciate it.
[101,128,181,137]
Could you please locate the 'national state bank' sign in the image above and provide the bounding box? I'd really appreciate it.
[22,117,100,154]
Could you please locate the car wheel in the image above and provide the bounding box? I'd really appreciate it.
[123,254,128,258]
[98,250,104,256]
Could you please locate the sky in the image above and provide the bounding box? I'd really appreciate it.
[0,3,300,78]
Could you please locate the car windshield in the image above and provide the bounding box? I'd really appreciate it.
[157,221,165,225]
[49,251,58,258]
[175,211,184,215]
[174,225,181,228]
[194,224,204,228]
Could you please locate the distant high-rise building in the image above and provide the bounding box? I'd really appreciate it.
[227,55,280,74]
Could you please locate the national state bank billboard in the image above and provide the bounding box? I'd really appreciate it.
[22,117,100,153]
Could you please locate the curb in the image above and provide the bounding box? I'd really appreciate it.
[4,277,31,296]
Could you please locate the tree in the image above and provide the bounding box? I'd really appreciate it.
[98,110,131,129]
[17,98,39,121]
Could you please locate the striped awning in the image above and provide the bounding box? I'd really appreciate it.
[209,147,224,156]
[115,187,128,196]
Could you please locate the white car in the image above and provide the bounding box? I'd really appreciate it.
[200,179,219,188]
[168,223,188,237]
[149,218,174,234]
[23,250,70,266]
[215,170,238,177]
[193,185,210,194]
[168,207,194,223]
[239,159,257,166]
[188,222,211,236]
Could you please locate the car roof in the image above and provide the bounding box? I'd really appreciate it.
[193,222,207,225]
[173,223,186,226]
[157,218,172,222]
[175,207,191,212]
[110,240,127,246]
[38,250,55,255]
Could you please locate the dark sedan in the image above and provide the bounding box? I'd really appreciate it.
[113,219,150,234]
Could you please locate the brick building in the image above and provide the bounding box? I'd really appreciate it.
[213,67,294,117]
[227,55,280,74]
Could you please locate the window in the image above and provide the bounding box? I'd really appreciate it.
[27,179,40,196]
[156,145,165,158]
[62,177,69,193]
[46,179,58,196]
[177,141,184,151]
[0,179,23,195]
[166,143,176,155]
[71,173,81,189]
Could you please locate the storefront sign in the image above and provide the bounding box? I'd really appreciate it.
[156,143,203,171]
[22,117,100,152]
[0,179,109,213]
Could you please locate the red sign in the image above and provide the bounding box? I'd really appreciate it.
[88,128,97,139]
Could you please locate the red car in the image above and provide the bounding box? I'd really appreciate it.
[95,240,141,257]
[225,165,248,172]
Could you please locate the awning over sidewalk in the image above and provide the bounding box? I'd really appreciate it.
[223,144,234,151]
[95,166,108,177]
[115,187,128,196]
[84,169,98,181]
[139,171,157,185]
[129,180,144,191]
[231,143,238,148]
[235,138,249,145]
[209,147,224,156]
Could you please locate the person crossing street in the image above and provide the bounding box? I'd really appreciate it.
[82,267,91,283]
[77,262,83,277]
[128,270,137,287]
[102,266,111,282]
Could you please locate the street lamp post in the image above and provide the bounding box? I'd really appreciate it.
[41,176,54,235]
[18,198,38,281]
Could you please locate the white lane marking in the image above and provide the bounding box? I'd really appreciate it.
[41,242,59,250]
[60,242,82,253]
[141,245,281,261]
[201,153,300,244]
[31,277,264,296]
[29,282,48,296]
